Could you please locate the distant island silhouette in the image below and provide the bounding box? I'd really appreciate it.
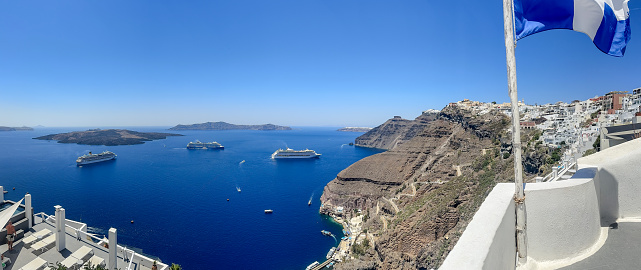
[337,127,372,132]
[169,121,292,131]
[34,129,183,146]
[0,126,34,131]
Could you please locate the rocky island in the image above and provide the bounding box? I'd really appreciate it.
[337,127,373,132]
[0,126,34,131]
[319,105,554,269]
[34,129,183,146]
[169,121,292,131]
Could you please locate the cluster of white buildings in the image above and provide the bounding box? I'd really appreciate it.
[448,87,641,162]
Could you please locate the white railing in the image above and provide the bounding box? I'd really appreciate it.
[33,212,168,270]
[534,161,577,183]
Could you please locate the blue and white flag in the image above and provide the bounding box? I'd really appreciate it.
[514,0,631,57]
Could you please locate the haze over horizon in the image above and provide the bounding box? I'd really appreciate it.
[2,1,640,127]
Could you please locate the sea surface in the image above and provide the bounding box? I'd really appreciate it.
[0,127,383,269]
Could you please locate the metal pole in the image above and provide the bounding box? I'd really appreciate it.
[502,0,528,265]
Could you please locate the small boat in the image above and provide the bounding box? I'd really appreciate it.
[236,187,241,192]
[305,261,320,270]
[264,209,273,213]
[321,230,332,236]
[326,247,336,259]
[308,199,312,206]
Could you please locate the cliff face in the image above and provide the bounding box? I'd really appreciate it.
[321,106,515,269]
[354,112,439,150]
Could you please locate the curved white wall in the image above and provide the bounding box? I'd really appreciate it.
[580,138,641,220]
[524,170,601,262]
[441,138,641,270]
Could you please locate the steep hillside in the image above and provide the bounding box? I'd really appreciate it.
[320,106,523,269]
[354,112,439,150]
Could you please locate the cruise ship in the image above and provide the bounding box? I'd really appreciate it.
[271,148,321,159]
[76,151,116,165]
[186,140,224,150]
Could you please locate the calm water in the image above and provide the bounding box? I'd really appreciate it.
[0,127,383,269]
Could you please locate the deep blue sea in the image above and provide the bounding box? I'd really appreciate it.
[0,127,383,269]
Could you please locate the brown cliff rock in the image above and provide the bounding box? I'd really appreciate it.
[320,106,514,269]
[354,112,439,150]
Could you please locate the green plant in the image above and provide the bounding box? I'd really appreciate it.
[351,238,370,257]
[593,135,600,150]
[49,263,67,270]
[83,262,109,270]
[170,263,182,270]
[583,149,597,157]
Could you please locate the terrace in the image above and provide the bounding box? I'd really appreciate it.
[441,137,641,269]
[0,194,168,270]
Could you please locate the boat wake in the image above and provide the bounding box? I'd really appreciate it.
[236,186,241,192]
[331,235,337,244]
[308,193,314,206]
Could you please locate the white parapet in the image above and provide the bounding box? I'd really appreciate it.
[25,194,32,229]
[442,137,641,270]
[522,167,602,269]
[440,183,516,270]
[109,228,117,270]
[579,138,641,220]
[54,205,66,252]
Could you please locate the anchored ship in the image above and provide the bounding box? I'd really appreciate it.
[271,148,321,159]
[186,140,224,150]
[76,151,116,165]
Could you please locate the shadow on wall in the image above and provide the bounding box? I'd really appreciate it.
[597,168,619,227]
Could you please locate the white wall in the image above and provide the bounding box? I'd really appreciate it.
[524,169,601,263]
[579,138,641,221]
[440,184,515,270]
[441,138,641,270]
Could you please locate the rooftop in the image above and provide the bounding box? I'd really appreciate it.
[0,208,167,270]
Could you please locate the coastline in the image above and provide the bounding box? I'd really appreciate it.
[318,203,370,266]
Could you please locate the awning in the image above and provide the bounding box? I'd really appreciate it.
[0,198,24,231]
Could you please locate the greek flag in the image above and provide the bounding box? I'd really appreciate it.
[514,0,631,57]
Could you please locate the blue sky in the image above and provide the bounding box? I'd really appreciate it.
[1,1,639,127]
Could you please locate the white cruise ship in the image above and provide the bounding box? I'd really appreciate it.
[76,151,116,165]
[186,140,224,150]
[271,148,321,159]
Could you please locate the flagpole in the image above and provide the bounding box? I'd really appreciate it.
[502,0,528,265]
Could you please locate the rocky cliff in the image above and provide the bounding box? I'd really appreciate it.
[320,106,527,269]
[354,112,439,150]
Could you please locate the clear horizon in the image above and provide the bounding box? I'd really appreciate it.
[2,1,640,127]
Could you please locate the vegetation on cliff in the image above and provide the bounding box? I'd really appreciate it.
[322,105,561,269]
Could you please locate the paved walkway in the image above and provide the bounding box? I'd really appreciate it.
[561,222,641,270]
